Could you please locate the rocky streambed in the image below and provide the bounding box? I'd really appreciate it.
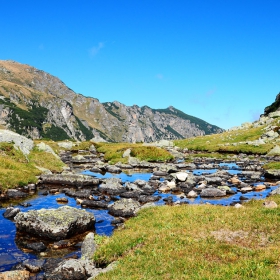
[1,147,280,279]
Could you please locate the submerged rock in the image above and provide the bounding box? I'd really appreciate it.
[14,206,95,240]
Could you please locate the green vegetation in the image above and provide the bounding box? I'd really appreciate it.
[174,126,274,155]
[103,102,125,121]
[95,142,174,164]
[153,107,223,134]
[43,125,70,141]
[75,117,94,140]
[165,125,184,138]
[94,197,280,279]
[0,142,64,191]
[263,162,280,170]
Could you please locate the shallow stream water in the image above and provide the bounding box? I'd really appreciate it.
[0,163,278,272]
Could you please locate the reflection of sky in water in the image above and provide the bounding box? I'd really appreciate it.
[0,162,279,272]
[82,170,152,182]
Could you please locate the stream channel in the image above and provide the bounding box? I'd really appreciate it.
[0,162,278,273]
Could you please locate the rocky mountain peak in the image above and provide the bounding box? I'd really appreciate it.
[0,60,224,142]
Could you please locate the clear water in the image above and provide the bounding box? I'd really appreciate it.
[0,163,278,272]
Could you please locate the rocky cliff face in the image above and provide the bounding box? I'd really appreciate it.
[264,93,280,116]
[0,60,224,142]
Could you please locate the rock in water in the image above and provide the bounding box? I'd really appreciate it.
[108,198,141,217]
[14,206,95,240]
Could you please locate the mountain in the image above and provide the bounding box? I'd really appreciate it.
[0,60,224,142]
[264,92,280,116]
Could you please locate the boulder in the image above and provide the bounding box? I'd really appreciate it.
[105,165,122,173]
[187,190,198,198]
[108,198,141,217]
[99,178,125,195]
[200,188,227,197]
[81,200,109,209]
[81,232,97,260]
[43,259,90,280]
[6,189,28,199]
[40,174,99,186]
[14,206,95,240]
[3,207,20,219]
[174,172,188,182]
[0,129,33,155]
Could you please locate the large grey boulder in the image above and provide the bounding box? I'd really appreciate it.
[14,206,95,240]
[108,198,141,217]
[99,178,125,195]
[200,188,227,197]
[0,129,33,155]
[40,174,99,187]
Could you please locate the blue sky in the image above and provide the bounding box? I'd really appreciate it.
[1,0,280,130]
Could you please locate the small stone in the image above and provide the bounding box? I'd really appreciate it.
[255,185,266,191]
[234,203,244,208]
[56,197,68,203]
[187,190,198,198]
[3,207,20,219]
[263,201,278,209]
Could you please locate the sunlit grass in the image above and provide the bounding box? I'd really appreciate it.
[95,142,174,164]
[94,197,280,279]
[174,125,274,154]
[0,142,64,190]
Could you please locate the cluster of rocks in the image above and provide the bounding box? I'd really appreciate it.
[0,230,116,280]
[2,142,280,279]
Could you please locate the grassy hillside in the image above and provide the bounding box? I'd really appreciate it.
[174,125,274,155]
[94,197,280,279]
[0,142,64,191]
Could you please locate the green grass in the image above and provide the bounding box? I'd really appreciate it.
[94,197,280,279]
[174,125,274,155]
[263,162,280,170]
[95,142,174,164]
[0,142,64,190]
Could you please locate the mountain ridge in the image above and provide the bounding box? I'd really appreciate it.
[0,60,224,142]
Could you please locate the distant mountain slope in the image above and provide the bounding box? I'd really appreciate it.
[0,60,224,142]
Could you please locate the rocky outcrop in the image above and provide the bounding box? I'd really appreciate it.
[0,60,223,142]
[0,129,33,155]
[14,206,95,240]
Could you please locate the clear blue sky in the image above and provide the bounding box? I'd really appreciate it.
[1,0,280,130]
